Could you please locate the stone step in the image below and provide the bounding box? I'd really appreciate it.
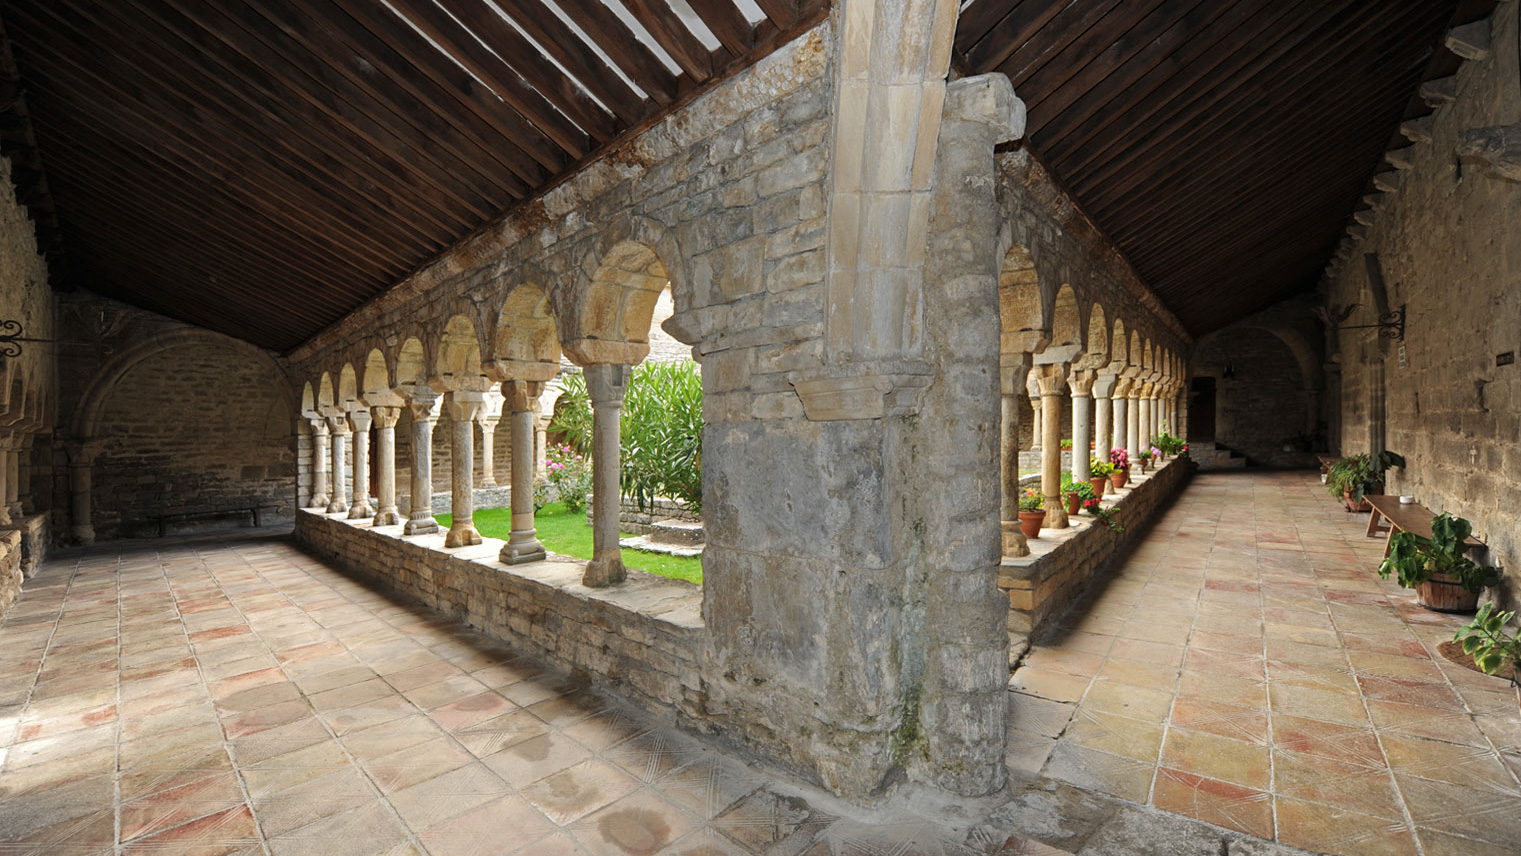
[1190,443,1247,469]
[650,518,704,546]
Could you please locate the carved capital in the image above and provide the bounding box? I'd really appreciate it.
[324,412,351,436]
[1032,363,1068,397]
[1112,377,1133,398]
[584,363,631,407]
[502,380,545,413]
[446,390,486,424]
[1068,369,1096,397]
[371,406,402,430]
[308,418,330,437]
[405,388,441,423]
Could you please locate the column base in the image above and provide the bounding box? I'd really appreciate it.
[1000,520,1030,558]
[403,516,439,536]
[1043,500,1070,529]
[500,533,546,565]
[326,500,348,514]
[372,508,402,527]
[348,501,375,519]
[71,524,94,546]
[312,494,330,510]
[445,523,482,548]
[582,551,626,587]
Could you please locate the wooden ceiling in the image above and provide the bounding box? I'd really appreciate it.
[957,0,1497,337]
[0,0,826,352]
[0,0,1494,350]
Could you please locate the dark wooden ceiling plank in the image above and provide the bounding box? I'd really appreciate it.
[1011,0,1176,107]
[1031,0,1279,153]
[619,0,716,81]
[1051,0,1378,186]
[1023,0,1227,123]
[475,0,650,123]
[553,0,684,105]
[150,0,518,219]
[956,0,1049,60]
[971,0,1126,84]
[384,0,596,154]
[321,0,570,169]
[750,0,798,31]
[25,0,483,239]
[38,123,392,306]
[1079,9,1438,220]
[415,0,620,139]
[244,0,551,187]
[4,18,440,266]
[685,0,756,57]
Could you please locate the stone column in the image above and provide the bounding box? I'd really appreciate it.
[1034,364,1069,528]
[4,442,19,519]
[1093,374,1116,475]
[475,390,503,488]
[0,434,12,527]
[501,380,547,565]
[1138,385,1153,457]
[326,414,350,514]
[444,391,485,548]
[309,418,330,509]
[1126,384,1142,459]
[583,363,629,587]
[1069,371,1095,483]
[1028,388,1043,452]
[16,434,34,515]
[1111,378,1130,459]
[66,441,100,544]
[372,406,402,526]
[403,391,440,536]
[1000,361,1031,557]
[347,409,375,519]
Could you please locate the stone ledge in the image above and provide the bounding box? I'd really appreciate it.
[293,508,706,718]
[1000,456,1194,640]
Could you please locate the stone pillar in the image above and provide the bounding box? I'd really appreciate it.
[347,409,375,519]
[1093,374,1116,478]
[1111,378,1130,459]
[1138,385,1153,457]
[1000,361,1031,558]
[16,434,34,515]
[444,391,485,548]
[1126,384,1142,459]
[501,381,547,565]
[1069,371,1095,482]
[1034,364,1069,528]
[326,414,350,514]
[0,435,12,527]
[475,390,503,487]
[1028,389,1043,452]
[582,363,629,587]
[66,441,100,545]
[309,418,331,509]
[403,391,440,536]
[372,406,402,526]
[4,443,19,519]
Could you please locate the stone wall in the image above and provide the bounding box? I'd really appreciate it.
[1191,327,1310,462]
[294,510,705,721]
[1322,1,1521,603]
[54,293,298,542]
[1001,455,1195,640]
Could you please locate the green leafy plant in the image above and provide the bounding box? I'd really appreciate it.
[1454,603,1521,683]
[1136,448,1154,465]
[1063,479,1097,503]
[1089,458,1115,479]
[1154,432,1185,456]
[1325,450,1405,504]
[1017,486,1044,513]
[1059,438,1073,450]
[1085,501,1125,534]
[543,444,593,513]
[1378,513,1500,593]
[547,372,593,455]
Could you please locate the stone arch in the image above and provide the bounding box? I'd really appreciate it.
[338,364,359,407]
[564,239,674,365]
[317,372,335,410]
[434,315,483,383]
[70,328,295,440]
[362,349,392,399]
[491,281,561,371]
[300,382,315,417]
[1129,330,1142,368]
[998,243,1046,354]
[395,337,427,389]
[1082,302,1109,365]
[1110,318,1129,366]
[1050,285,1081,350]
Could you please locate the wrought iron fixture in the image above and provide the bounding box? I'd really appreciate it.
[1339,303,1406,340]
[0,319,55,357]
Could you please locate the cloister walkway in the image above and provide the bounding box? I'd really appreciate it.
[1010,470,1521,856]
[2,470,1519,855]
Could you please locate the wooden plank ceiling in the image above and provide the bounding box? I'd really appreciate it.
[0,0,826,352]
[957,0,1497,336]
[0,0,1494,349]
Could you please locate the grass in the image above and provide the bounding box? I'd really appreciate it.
[437,502,703,585]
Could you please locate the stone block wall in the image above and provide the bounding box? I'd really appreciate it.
[1001,456,1195,640]
[1322,1,1521,603]
[295,510,706,722]
[1191,327,1310,462]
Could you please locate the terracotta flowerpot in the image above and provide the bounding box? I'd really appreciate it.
[1416,572,1482,613]
[1017,510,1046,539]
[1089,476,1107,497]
[1342,490,1373,512]
[1136,462,1148,475]
[1065,493,1083,516]
[1111,470,1128,490]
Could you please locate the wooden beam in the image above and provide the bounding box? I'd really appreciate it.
[620,0,715,81]
[554,0,685,104]
[686,0,756,58]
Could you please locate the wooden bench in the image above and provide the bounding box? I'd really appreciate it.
[1317,455,1340,476]
[152,505,282,537]
[1365,495,1483,558]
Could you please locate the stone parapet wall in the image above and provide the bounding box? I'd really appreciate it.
[0,531,20,620]
[293,510,706,722]
[1001,456,1195,640]
[7,512,48,580]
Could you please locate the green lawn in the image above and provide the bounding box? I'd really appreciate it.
[437,502,703,585]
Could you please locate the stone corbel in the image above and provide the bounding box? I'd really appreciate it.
[1457,122,1521,182]
[944,73,1026,144]
[788,360,933,421]
[481,359,560,385]
[562,339,650,367]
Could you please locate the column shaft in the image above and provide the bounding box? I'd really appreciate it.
[1125,394,1141,458]
[501,381,546,565]
[372,407,402,526]
[478,420,497,487]
[348,411,374,519]
[310,421,330,509]
[1000,389,1028,557]
[404,395,440,535]
[582,364,629,587]
[1094,395,1112,466]
[1071,392,1092,482]
[445,392,485,548]
[1035,367,1069,528]
[327,421,349,514]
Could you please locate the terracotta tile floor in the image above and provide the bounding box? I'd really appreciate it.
[1011,470,1521,856]
[0,534,1068,856]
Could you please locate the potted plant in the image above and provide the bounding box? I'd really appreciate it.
[1136,448,1154,474]
[1064,478,1097,516]
[1060,438,1073,451]
[1326,450,1405,511]
[1017,487,1046,538]
[1088,459,1114,497]
[1155,432,1186,459]
[1109,448,1130,489]
[1453,603,1521,712]
[1378,512,1499,612]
